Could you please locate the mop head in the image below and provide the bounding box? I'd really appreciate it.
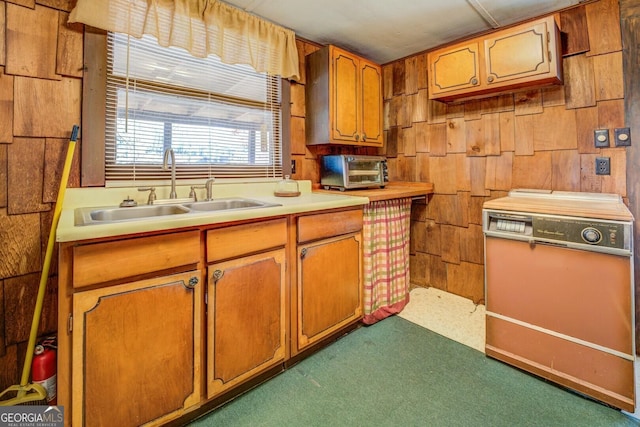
[0,383,47,406]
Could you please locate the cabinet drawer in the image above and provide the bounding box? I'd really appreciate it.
[206,218,287,262]
[73,231,200,288]
[297,209,363,243]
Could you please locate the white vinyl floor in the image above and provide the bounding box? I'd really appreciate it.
[398,287,486,353]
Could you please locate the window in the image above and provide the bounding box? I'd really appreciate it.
[104,32,283,182]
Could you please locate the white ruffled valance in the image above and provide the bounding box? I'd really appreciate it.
[68,0,300,80]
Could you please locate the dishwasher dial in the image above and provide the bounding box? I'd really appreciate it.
[581,227,602,244]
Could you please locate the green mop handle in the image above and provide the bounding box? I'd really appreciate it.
[20,125,79,388]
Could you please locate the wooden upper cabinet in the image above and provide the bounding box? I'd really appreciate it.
[428,15,562,102]
[429,42,481,97]
[306,45,383,147]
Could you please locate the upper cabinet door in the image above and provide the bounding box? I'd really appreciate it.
[429,42,481,97]
[428,15,562,102]
[306,45,383,147]
[484,20,551,85]
[360,59,383,144]
[332,47,359,142]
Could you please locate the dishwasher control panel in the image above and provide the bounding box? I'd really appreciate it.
[483,210,632,253]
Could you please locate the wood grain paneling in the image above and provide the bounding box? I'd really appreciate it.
[427,99,447,124]
[551,150,581,191]
[446,261,484,304]
[481,94,514,114]
[0,70,12,143]
[0,2,5,67]
[429,123,447,157]
[295,39,306,85]
[36,0,73,11]
[585,0,622,56]
[290,82,305,117]
[592,51,624,101]
[427,254,447,291]
[7,137,49,214]
[512,152,552,189]
[56,12,83,77]
[482,113,500,155]
[13,76,81,137]
[440,225,460,264]
[470,157,489,196]
[456,153,471,192]
[409,252,428,286]
[43,137,80,203]
[429,193,469,227]
[601,147,627,196]
[514,90,543,115]
[415,121,429,153]
[446,118,466,153]
[392,61,405,96]
[486,151,513,191]
[575,106,600,154]
[4,273,56,345]
[382,64,393,100]
[0,345,18,388]
[464,99,482,121]
[598,99,625,129]
[0,209,41,278]
[424,219,441,256]
[564,54,596,109]
[386,126,399,158]
[514,115,534,156]
[411,89,428,123]
[290,116,306,155]
[542,86,565,107]
[403,125,416,157]
[465,118,483,156]
[429,155,457,195]
[533,105,577,151]
[6,4,59,80]
[499,111,515,152]
[460,224,484,265]
[560,5,590,56]
[405,55,418,95]
[416,152,430,182]
[446,102,465,119]
[0,145,6,208]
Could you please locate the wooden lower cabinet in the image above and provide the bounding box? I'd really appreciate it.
[72,270,202,427]
[207,249,287,398]
[293,209,363,355]
[59,211,364,424]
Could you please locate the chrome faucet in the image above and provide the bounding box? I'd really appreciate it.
[205,178,215,201]
[163,148,177,199]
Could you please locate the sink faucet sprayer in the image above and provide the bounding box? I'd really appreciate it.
[163,148,177,199]
[205,178,215,201]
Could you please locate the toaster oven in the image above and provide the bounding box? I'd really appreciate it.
[320,155,388,190]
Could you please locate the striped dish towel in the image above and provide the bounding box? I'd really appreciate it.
[362,198,412,325]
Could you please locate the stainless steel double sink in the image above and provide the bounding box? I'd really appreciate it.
[74,198,282,226]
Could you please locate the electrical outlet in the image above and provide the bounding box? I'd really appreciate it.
[291,159,296,174]
[595,157,610,175]
[614,127,631,146]
[594,129,609,148]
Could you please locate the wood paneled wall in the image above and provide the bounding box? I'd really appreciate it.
[389,0,626,304]
[0,0,81,391]
[292,0,627,305]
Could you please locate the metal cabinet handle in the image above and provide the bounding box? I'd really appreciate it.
[487,76,494,83]
[355,134,360,141]
[212,269,224,284]
[471,78,478,85]
[300,248,307,260]
[184,276,198,289]
[362,133,367,141]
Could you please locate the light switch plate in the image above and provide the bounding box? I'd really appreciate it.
[614,128,631,146]
[594,129,609,148]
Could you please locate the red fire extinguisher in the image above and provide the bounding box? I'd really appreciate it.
[32,336,57,405]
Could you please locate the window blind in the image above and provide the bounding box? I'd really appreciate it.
[105,32,282,182]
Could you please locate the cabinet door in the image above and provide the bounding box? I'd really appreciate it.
[360,59,383,145]
[429,42,481,97]
[484,19,551,85]
[296,233,362,351]
[331,46,359,142]
[73,271,202,427]
[207,249,286,398]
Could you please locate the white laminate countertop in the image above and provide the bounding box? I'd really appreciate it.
[57,180,369,243]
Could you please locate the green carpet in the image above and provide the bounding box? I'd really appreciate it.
[190,316,640,427]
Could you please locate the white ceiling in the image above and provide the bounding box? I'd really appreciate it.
[224,0,584,64]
